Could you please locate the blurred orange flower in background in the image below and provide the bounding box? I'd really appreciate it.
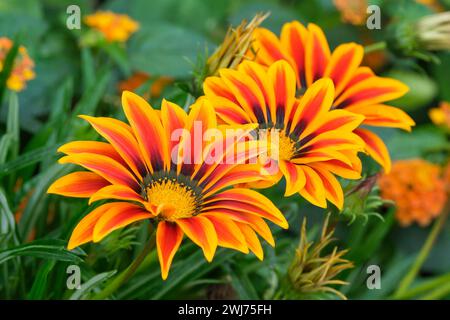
[379,159,447,227]
[117,71,174,99]
[0,37,35,92]
[429,101,450,130]
[84,11,139,42]
[333,0,367,26]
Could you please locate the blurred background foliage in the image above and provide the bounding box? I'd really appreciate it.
[0,0,449,300]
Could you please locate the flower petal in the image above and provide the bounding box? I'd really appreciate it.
[305,23,331,86]
[48,171,109,198]
[67,203,118,250]
[278,160,306,197]
[59,153,140,191]
[205,215,248,253]
[175,216,217,262]
[236,222,264,260]
[346,104,415,131]
[122,90,168,173]
[88,184,145,205]
[324,43,364,96]
[58,141,126,166]
[298,165,327,208]
[354,128,391,172]
[92,203,152,242]
[280,20,308,88]
[79,115,146,179]
[157,221,183,280]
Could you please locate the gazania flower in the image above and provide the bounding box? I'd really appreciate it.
[247,21,415,172]
[0,37,35,92]
[429,101,450,130]
[48,91,287,279]
[378,159,447,226]
[84,11,139,42]
[204,60,364,209]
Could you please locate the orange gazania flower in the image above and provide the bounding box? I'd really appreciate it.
[247,21,415,172]
[0,37,35,92]
[378,159,447,227]
[429,101,450,130]
[84,11,139,42]
[48,91,287,279]
[204,60,364,209]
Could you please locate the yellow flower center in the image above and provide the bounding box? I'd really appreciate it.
[261,128,297,161]
[145,177,199,221]
[277,131,297,161]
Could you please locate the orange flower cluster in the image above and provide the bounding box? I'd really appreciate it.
[379,159,447,227]
[0,37,35,92]
[429,101,450,130]
[84,11,139,42]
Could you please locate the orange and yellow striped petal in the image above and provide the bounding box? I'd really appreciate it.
[355,128,391,172]
[279,160,306,197]
[48,171,109,198]
[324,43,364,97]
[157,221,184,280]
[334,76,409,110]
[79,115,146,179]
[58,141,126,166]
[267,60,296,126]
[122,90,168,172]
[92,203,152,242]
[280,21,308,88]
[175,216,217,262]
[310,164,344,210]
[205,215,248,253]
[305,23,331,86]
[203,188,288,229]
[88,184,145,205]
[67,202,118,250]
[346,104,415,131]
[236,222,264,260]
[298,165,327,208]
[59,153,140,190]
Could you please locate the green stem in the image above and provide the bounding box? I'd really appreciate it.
[92,229,156,300]
[420,280,450,300]
[392,272,450,299]
[364,41,387,54]
[393,208,449,299]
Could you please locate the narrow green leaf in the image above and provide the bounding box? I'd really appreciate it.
[27,260,56,299]
[70,270,117,300]
[0,239,84,264]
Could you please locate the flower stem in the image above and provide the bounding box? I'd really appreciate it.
[92,228,157,300]
[392,208,449,299]
[364,41,387,54]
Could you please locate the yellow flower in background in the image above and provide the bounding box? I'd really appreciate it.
[0,37,35,92]
[429,101,450,130]
[84,11,139,42]
[333,0,367,26]
[247,21,415,172]
[378,159,447,227]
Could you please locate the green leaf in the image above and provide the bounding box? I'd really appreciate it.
[0,239,84,264]
[223,263,259,299]
[70,270,117,300]
[27,260,56,299]
[0,144,60,178]
[128,22,211,77]
[17,164,68,239]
